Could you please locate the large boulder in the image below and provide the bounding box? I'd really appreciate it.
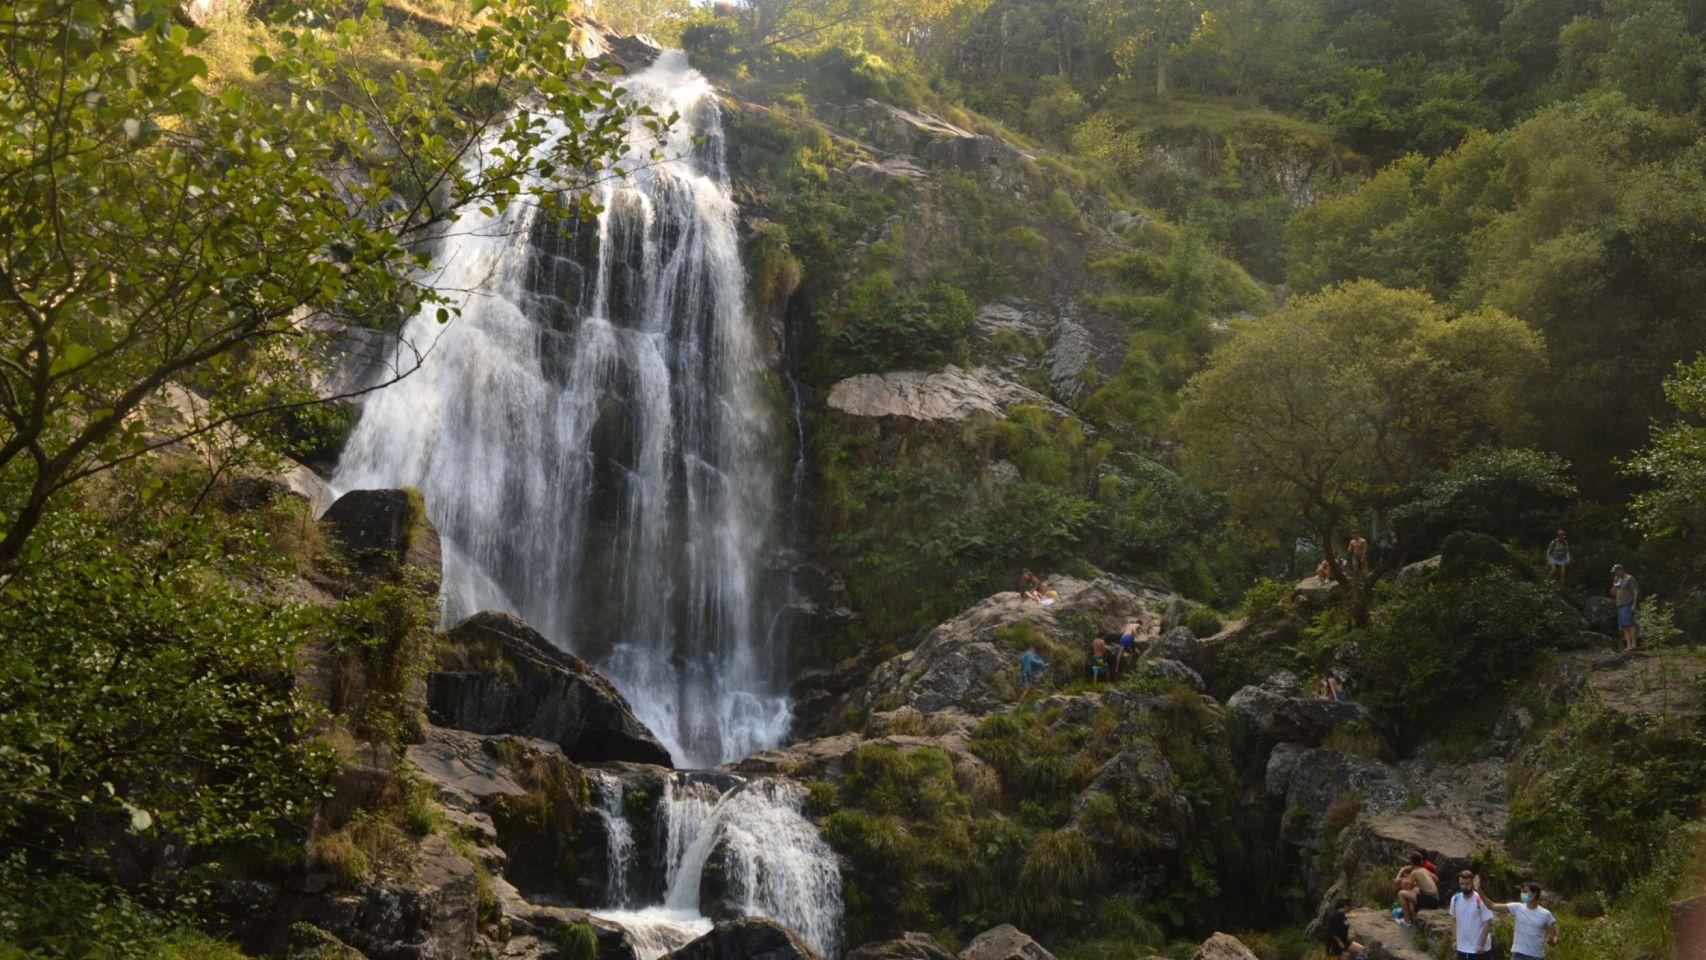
[826,365,1069,422]
[1266,745,1408,848]
[959,925,1056,960]
[1192,933,1259,960]
[322,489,442,591]
[1071,743,1191,858]
[848,933,956,960]
[290,834,479,960]
[1228,675,1381,748]
[427,610,672,767]
[664,917,821,960]
[847,575,1172,717]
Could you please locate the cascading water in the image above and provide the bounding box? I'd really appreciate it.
[593,774,843,960]
[332,49,791,767]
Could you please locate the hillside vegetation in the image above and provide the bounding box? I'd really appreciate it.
[6,0,1706,956]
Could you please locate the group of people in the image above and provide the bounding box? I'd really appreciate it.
[1015,613,1153,702]
[1325,852,1559,960]
[1314,534,1371,582]
[1087,617,1147,683]
[1546,529,1643,652]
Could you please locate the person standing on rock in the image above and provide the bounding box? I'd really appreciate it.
[1545,529,1571,584]
[1395,853,1440,926]
[1090,634,1109,683]
[1348,533,1369,577]
[1611,564,1640,651]
[1489,882,1559,960]
[1448,870,1496,958]
[1325,898,1368,958]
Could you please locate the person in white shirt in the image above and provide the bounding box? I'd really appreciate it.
[1448,871,1496,958]
[1490,882,1560,960]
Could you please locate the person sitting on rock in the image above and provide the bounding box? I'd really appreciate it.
[1018,568,1047,602]
[1018,648,1047,702]
[1316,557,1334,582]
[1328,673,1349,703]
[1314,675,1334,700]
[1488,881,1559,960]
[1325,898,1368,959]
[1394,853,1441,926]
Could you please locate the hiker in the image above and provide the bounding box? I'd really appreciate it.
[1611,564,1640,651]
[1090,634,1109,683]
[1544,529,1570,584]
[1018,569,1046,602]
[1448,870,1496,958]
[1348,533,1369,577]
[1115,621,1141,676]
[1489,882,1559,960]
[1394,853,1440,927]
[1324,898,1367,958]
[1018,648,1047,702]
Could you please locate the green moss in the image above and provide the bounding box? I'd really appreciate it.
[554,920,600,960]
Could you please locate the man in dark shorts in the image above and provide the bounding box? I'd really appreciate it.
[1324,898,1367,958]
[1395,853,1440,927]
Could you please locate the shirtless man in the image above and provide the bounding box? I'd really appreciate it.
[1395,853,1441,927]
[1348,534,1369,577]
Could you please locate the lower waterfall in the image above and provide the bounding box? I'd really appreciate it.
[589,773,844,960]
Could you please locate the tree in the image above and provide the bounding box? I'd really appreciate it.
[0,0,650,581]
[1628,354,1706,542]
[1175,280,1543,622]
[1091,0,1209,97]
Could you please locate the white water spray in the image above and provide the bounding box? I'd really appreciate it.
[333,50,791,767]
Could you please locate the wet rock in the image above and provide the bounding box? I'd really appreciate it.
[322,489,442,592]
[428,610,672,766]
[664,916,821,960]
[848,933,956,960]
[728,732,864,779]
[1192,933,1259,960]
[959,925,1056,960]
[826,365,1068,422]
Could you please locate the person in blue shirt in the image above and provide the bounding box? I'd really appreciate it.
[1019,649,1047,702]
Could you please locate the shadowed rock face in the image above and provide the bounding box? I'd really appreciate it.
[322,488,442,592]
[427,610,673,767]
[665,916,822,960]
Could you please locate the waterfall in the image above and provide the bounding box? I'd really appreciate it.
[332,50,791,767]
[592,772,635,907]
[593,774,844,960]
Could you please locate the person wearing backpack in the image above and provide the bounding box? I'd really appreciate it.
[1448,871,1496,958]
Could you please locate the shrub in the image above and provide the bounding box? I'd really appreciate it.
[554,920,600,960]
[830,283,973,375]
[1183,607,1224,637]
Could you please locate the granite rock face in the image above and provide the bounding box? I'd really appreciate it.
[427,610,672,767]
[958,925,1057,960]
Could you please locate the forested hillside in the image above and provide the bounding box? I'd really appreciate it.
[5,0,1706,957]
